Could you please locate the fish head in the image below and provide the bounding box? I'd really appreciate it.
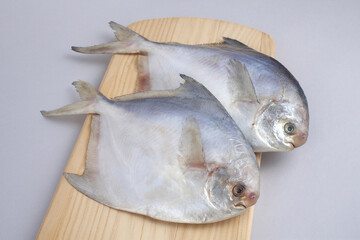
[205,159,260,213]
[255,99,309,151]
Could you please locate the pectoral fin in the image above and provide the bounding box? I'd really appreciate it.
[178,117,206,172]
[226,59,259,103]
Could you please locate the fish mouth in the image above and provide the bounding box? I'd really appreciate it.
[234,203,247,209]
[284,142,295,150]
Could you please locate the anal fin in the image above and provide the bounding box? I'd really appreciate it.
[64,173,95,199]
[136,54,151,92]
[63,115,110,206]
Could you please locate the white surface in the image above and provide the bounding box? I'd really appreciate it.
[1,0,359,239]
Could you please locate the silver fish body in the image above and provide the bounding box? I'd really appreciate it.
[72,22,309,152]
[41,76,260,223]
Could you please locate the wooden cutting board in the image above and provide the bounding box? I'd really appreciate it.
[37,17,275,240]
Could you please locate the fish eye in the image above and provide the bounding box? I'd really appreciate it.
[284,122,296,135]
[232,184,246,197]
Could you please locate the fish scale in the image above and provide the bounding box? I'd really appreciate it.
[37,18,271,240]
[41,77,260,223]
[72,21,309,152]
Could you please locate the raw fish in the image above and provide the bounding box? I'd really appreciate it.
[41,76,260,223]
[72,22,309,152]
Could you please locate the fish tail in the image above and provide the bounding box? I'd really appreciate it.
[41,81,100,116]
[72,21,150,54]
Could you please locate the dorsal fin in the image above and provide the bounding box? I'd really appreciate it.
[197,37,257,55]
[111,75,217,102]
[226,59,259,103]
[222,37,254,51]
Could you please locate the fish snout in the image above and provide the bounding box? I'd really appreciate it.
[243,192,259,207]
[292,132,308,148]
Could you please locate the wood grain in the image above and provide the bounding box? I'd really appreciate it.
[37,17,275,240]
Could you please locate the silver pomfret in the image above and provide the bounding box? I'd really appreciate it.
[41,76,260,223]
[72,22,309,152]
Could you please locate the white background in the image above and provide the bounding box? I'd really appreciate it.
[1,0,359,239]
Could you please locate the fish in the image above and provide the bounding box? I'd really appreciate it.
[72,22,309,152]
[41,75,260,223]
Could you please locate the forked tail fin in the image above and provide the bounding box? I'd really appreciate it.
[72,22,149,54]
[41,81,100,116]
